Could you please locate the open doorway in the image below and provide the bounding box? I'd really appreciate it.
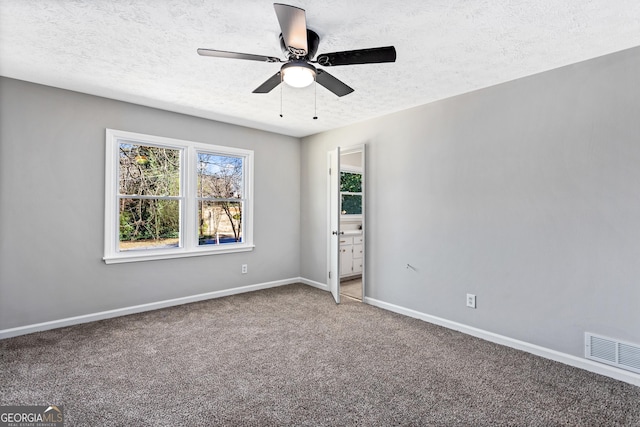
[327,144,366,304]
[328,145,365,303]
[339,148,364,301]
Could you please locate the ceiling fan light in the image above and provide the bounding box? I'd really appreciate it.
[281,61,316,88]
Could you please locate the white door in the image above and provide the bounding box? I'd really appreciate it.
[329,147,341,303]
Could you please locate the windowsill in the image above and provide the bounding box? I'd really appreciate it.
[103,244,255,264]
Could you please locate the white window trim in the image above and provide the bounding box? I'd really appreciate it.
[104,129,254,264]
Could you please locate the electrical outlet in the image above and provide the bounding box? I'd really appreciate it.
[466,294,476,308]
[241,264,248,274]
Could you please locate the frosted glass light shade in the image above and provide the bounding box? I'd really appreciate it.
[281,62,316,88]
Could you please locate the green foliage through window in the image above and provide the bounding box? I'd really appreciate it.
[340,171,362,215]
[340,172,362,192]
[341,195,362,215]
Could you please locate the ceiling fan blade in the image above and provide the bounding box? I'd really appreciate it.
[197,48,281,63]
[315,69,354,97]
[316,46,396,66]
[252,72,282,94]
[273,3,308,56]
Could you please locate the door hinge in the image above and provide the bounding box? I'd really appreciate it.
[329,271,332,279]
[329,167,331,175]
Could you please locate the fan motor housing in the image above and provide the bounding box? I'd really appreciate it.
[280,29,320,60]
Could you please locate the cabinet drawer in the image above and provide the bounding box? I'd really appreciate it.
[354,235,364,244]
[352,244,363,258]
[339,236,353,246]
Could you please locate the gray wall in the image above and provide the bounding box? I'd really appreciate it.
[301,46,640,357]
[0,77,301,329]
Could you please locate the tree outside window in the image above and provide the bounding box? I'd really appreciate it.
[118,144,181,251]
[197,153,244,245]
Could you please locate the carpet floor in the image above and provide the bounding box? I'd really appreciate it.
[1,284,639,426]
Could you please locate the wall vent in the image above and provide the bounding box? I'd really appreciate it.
[585,333,640,374]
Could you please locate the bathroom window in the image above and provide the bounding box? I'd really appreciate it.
[340,171,362,215]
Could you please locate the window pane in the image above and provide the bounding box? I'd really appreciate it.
[119,143,180,196]
[197,153,243,199]
[119,198,180,251]
[198,201,243,245]
[341,194,362,215]
[340,172,362,192]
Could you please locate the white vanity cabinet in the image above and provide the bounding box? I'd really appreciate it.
[352,235,363,274]
[339,234,364,278]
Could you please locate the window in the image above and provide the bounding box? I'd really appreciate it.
[104,129,253,263]
[340,171,362,215]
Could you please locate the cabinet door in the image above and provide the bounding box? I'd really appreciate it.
[352,244,363,259]
[340,246,352,276]
[352,258,363,274]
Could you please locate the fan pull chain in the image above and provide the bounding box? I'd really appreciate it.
[279,74,283,118]
[313,78,318,120]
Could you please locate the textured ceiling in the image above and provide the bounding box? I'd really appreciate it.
[1,1,639,137]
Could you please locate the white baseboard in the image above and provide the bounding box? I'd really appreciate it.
[0,277,301,340]
[364,297,640,388]
[299,277,329,291]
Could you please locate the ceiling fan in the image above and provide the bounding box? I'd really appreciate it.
[197,3,396,97]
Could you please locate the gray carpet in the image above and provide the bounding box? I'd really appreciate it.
[1,284,639,426]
